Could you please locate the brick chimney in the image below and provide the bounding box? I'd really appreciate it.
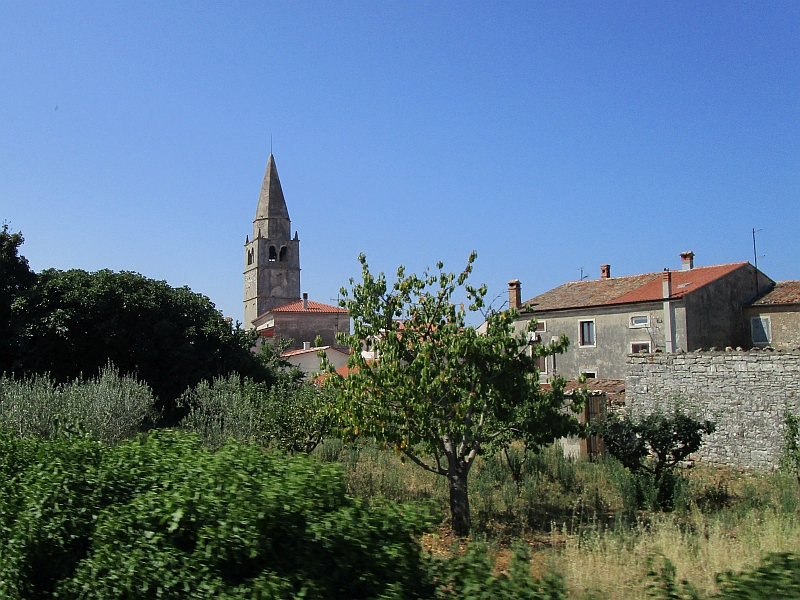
[661,269,672,299]
[302,292,308,310]
[508,280,521,310]
[680,251,694,271]
[600,264,611,279]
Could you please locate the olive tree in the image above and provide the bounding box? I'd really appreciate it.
[326,252,582,536]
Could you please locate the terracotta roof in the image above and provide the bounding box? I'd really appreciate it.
[282,345,349,358]
[524,263,748,312]
[750,281,800,306]
[267,300,348,314]
[312,364,359,385]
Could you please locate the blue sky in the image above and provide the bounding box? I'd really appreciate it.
[1,1,798,323]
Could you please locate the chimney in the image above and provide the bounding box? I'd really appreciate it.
[662,269,672,299]
[302,292,308,310]
[303,341,311,350]
[662,269,676,353]
[508,280,521,310]
[680,251,694,271]
[600,264,611,279]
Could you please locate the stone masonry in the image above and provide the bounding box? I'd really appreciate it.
[626,349,800,470]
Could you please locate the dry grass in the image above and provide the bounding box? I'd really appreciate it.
[552,509,800,599]
[319,439,800,598]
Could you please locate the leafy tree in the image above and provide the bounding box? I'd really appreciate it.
[0,224,36,374]
[593,409,715,509]
[13,268,269,425]
[780,410,800,490]
[325,252,582,536]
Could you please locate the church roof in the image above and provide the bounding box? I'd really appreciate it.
[267,300,348,314]
[254,154,289,222]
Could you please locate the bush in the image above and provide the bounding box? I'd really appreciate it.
[0,363,155,443]
[180,375,333,453]
[0,430,435,599]
[593,409,715,510]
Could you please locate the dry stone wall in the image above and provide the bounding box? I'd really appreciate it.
[626,349,800,470]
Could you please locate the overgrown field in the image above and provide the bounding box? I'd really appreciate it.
[1,370,799,599]
[319,439,800,599]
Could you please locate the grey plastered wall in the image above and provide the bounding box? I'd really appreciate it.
[626,350,800,469]
[517,302,686,380]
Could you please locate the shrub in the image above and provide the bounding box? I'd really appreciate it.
[593,409,715,509]
[0,363,155,443]
[0,430,435,599]
[180,375,333,453]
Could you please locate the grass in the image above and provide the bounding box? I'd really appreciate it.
[314,439,800,599]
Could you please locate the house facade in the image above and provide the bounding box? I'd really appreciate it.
[512,252,773,380]
[744,281,800,349]
[282,343,350,379]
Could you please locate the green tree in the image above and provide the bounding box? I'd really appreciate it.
[13,268,269,425]
[593,409,715,509]
[0,224,36,374]
[326,252,582,536]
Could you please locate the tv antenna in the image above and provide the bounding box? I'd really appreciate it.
[752,228,765,295]
[579,267,589,281]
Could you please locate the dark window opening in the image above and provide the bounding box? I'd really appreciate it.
[279,246,287,261]
[582,371,597,379]
[579,320,595,346]
[269,246,277,261]
[247,249,254,265]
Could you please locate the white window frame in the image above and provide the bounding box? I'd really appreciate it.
[534,320,546,332]
[629,315,650,328]
[630,341,651,354]
[750,315,772,345]
[578,319,596,347]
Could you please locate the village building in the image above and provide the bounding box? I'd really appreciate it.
[281,343,350,379]
[744,280,800,349]
[511,252,774,380]
[243,155,350,351]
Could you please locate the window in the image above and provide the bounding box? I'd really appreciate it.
[579,320,595,346]
[247,249,254,265]
[268,246,277,261]
[279,246,288,261]
[535,354,547,375]
[534,320,546,332]
[581,370,597,379]
[751,315,771,345]
[630,315,649,328]
[631,342,651,354]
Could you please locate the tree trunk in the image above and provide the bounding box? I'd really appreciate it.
[448,459,471,537]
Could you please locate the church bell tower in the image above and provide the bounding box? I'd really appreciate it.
[243,155,301,328]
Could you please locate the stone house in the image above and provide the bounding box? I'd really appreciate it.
[511,252,773,380]
[744,280,800,349]
[243,154,350,350]
[251,293,350,351]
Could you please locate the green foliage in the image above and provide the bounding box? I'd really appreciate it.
[594,410,715,509]
[431,542,568,600]
[0,224,36,375]
[10,267,270,425]
[0,363,155,443]
[328,253,581,535]
[780,410,800,488]
[180,375,334,453]
[0,430,436,599]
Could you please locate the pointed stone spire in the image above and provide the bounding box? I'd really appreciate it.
[253,154,291,239]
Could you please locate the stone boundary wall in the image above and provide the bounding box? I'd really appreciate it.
[626,350,800,470]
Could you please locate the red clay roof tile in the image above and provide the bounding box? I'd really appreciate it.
[750,281,800,305]
[524,263,748,311]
